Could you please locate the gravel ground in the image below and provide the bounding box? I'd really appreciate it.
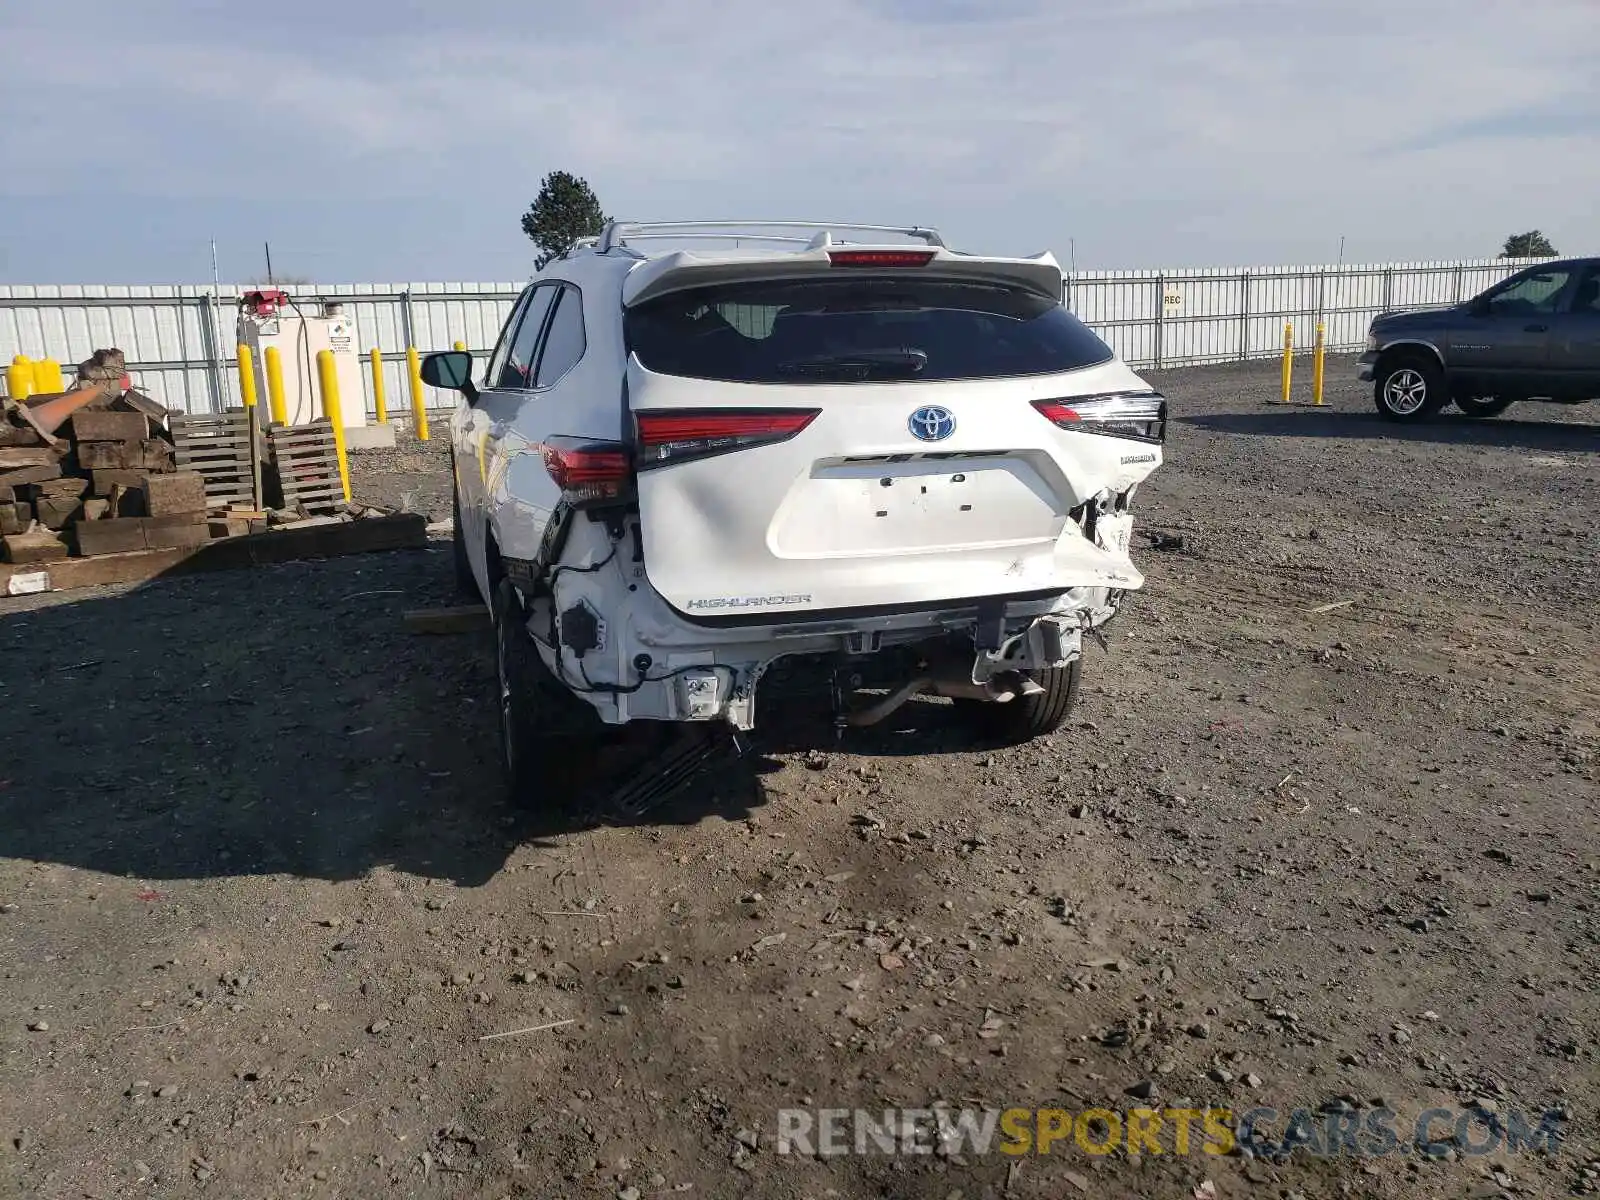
[1,358,1596,1200]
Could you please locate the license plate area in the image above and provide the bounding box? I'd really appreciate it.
[769,455,1065,558]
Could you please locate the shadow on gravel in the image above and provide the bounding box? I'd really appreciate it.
[516,695,1002,837]
[0,555,1003,883]
[1182,408,1600,450]
[0,552,526,889]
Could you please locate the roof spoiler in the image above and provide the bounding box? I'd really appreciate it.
[620,244,1066,308]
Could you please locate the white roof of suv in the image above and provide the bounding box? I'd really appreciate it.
[556,220,1067,306]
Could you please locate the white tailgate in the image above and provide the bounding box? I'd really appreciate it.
[629,358,1156,619]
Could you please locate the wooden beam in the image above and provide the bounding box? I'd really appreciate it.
[403,605,489,635]
[0,512,428,595]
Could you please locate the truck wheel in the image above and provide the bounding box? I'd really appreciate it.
[1455,395,1515,419]
[451,469,477,598]
[493,579,599,809]
[1374,355,1446,422]
[970,659,1081,744]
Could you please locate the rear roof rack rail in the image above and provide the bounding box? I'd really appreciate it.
[595,220,946,254]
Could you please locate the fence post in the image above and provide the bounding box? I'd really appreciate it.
[401,289,416,349]
[1451,264,1464,303]
[1239,271,1251,361]
[1153,274,1165,370]
[1382,267,1394,313]
[202,291,227,412]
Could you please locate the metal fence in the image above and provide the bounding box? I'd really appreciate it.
[0,282,521,419]
[0,256,1554,414]
[1065,256,1553,370]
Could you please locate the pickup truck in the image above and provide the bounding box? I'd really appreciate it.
[1360,257,1600,422]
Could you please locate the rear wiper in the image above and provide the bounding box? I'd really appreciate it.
[775,349,928,380]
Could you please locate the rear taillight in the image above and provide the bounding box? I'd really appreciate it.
[635,409,819,468]
[827,249,936,268]
[1033,391,1166,444]
[540,438,633,505]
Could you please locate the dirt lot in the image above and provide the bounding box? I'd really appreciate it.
[2,358,1597,1200]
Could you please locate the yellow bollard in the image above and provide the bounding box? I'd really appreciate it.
[264,345,289,426]
[1311,321,1327,407]
[453,340,466,353]
[315,349,351,503]
[7,355,34,401]
[406,346,430,441]
[1278,322,1294,405]
[34,358,65,394]
[369,348,388,424]
[237,344,259,410]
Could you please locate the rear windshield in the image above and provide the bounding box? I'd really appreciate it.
[625,276,1113,383]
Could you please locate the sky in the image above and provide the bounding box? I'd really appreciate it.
[1,0,1596,283]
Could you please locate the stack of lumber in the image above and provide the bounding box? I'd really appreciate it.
[0,349,234,565]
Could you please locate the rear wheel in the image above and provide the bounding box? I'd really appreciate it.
[493,579,600,809]
[1374,355,1446,422]
[1455,395,1515,419]
[965,659,1082,744]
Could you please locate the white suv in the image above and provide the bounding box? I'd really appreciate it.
[422,221,1165,804]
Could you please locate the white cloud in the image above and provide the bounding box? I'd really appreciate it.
[0,0,1595,276]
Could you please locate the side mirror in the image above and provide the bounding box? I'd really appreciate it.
[1468,294,1492,316]
[420,350,478,402]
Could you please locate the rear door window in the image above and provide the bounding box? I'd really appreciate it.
[625,277,1112,383]
[1486,268,1574,316]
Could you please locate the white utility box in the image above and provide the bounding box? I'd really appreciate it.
[237,294,368,431]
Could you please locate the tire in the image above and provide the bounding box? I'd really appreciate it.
[1373,354,1447,423]
[451,467,476,598]
[968,659,1082,744]
[493,579,600,808]
[1455,395,1515,419]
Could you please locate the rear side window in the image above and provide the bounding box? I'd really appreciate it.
[625,277,1113,383]
[497,285,556,389]
[536,287,586,387]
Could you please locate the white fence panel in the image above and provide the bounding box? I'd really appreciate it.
[0,256,1566,411]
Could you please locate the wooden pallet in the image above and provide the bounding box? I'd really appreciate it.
[170,410,261,509]
[268,420,344,514]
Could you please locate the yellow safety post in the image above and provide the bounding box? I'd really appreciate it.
[453,340,466,352]
[1311,321,1327,407]
[369,348,388,423]
[406,346,430,441]
[315,349,351,503]
[7,355,34,401]
[264,345,289,426]
[1278,322,1294,405]
[33,358,65,394]
[236,344,258,410]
